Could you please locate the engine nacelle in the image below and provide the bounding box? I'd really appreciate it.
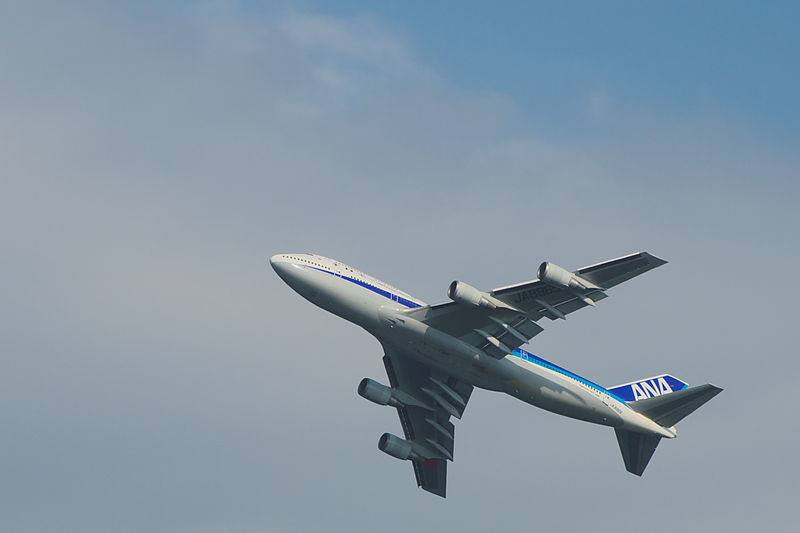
[379,433,422,461]
[448,280,496,309]
[358,378,400,407]
[537,262,598,291]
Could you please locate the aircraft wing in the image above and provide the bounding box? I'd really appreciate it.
[382,344,473,498]
[405,252,666,358]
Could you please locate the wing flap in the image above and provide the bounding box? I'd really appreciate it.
[407,305,544,358]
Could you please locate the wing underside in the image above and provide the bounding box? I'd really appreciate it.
[382,346,472,497]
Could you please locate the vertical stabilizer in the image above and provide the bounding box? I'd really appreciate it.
[615,429,662,476]
[607,374,688,402]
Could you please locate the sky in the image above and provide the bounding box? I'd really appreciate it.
[1,1,798,532]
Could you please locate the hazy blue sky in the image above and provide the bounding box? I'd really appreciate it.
[1,2,798,532]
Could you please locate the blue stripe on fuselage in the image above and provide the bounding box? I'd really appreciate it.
[306,266,423,308]
[511,349,629,405]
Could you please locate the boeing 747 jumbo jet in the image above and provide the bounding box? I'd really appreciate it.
[271,252,721,497]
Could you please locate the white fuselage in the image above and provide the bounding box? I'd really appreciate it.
[271,253,674,438]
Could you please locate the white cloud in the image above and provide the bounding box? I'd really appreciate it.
[280,13,415,71]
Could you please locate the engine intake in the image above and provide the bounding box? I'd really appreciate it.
[538,262,599,292]
[378,433,424,461]
[358,378,401,407]
[448,281,496,309]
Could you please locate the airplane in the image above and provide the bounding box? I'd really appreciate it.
[271,251,721,497]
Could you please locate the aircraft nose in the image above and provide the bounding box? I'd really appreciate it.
[270,254,290,277]
[271,254,307,292]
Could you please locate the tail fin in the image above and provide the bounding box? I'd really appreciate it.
[615,429,662,476]
[614,383,723,476]
[607,374,688,402]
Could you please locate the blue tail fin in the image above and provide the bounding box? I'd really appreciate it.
[607,374,688,402]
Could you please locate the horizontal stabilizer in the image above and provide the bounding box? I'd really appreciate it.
[629,384,723,428]
[615,429,661,476]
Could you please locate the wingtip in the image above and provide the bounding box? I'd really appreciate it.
[641,252,668,266]
[421,485,447,498]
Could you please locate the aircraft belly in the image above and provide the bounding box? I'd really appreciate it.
[367,308,622,427]
[509,365,623,427]
[377,333,509,390]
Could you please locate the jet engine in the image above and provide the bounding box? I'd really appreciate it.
[379,433,423,461]
[359,378,431,409]
[538,262,600,292]
[448,280,497,309]
[358,378,399,407]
